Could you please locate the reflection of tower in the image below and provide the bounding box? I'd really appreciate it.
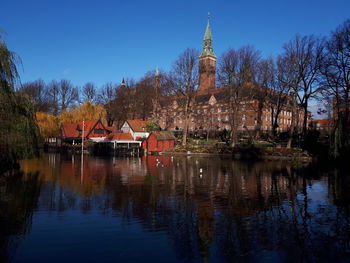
[196,161,214,263]
[199,14,216,92]
[197,200,213,262]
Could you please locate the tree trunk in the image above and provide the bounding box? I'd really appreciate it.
[230,106,237,147]
[255,100,263,139]
[287,97,296,149]
[182,96,190,146]
[302,100,308,138]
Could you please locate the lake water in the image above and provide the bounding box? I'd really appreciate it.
[1,153,350,262]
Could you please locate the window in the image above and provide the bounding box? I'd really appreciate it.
[94,128,104,134]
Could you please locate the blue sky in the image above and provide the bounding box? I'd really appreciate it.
[1,0,349,89]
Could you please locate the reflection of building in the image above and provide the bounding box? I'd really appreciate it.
[18,154,315,262]
[21,154,305,216]
[153,18,305,133]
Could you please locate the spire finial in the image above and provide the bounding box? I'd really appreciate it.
[155,66,159,77]
[208,12,210,23]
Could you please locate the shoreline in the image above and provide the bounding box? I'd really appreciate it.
[160,150,312,162]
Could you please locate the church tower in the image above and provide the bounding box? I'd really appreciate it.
[199,14,216,92]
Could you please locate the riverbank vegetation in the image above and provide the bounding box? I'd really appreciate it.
[0,34,42,174]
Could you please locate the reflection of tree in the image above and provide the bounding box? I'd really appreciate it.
[9,154,350,262]
[0,172,42,262]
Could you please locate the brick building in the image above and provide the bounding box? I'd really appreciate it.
[148,18,306,134]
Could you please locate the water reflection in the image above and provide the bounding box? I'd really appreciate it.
[1,154,350,262]
[0,172,42,262]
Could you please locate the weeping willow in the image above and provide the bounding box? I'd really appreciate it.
[0,35,42,173]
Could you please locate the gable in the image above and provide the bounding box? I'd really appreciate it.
[126,120,149,132]
[209,95,217,105]
[60,120,107,138]
[122,122,130,129]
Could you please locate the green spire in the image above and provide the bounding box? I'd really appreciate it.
[201,12,215,58]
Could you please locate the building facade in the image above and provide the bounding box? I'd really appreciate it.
[151,19,306,134]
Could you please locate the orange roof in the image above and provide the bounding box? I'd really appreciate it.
[106,126,117,132]
[106,133,133,141]
[76,120,100,137]
[126,120,149,132]
[61,123,79,137]
[61,120,102,138]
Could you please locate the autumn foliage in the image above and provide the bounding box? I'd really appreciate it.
[59,101,107,124]
[36,112,60,138]
[35,101,107,138]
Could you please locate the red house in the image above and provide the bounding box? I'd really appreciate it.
[60,120,109,144]
[142,131,176,153]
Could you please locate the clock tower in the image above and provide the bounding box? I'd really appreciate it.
[199,14,216,92]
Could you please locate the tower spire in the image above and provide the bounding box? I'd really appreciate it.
[155,66,159,77]
[201,12,215,58]
[199,13,216,91]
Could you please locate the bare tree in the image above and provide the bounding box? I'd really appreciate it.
[320,19,350,157]
[81,82,97,103]
[218,46,260,147]
[171,48,199,146]
[282,35,325,137]
[255,58,275,138]
[98,82,115,104]
[237,46,261,85]
[272,56,295,139]
[58,79,79,112]
[218,49,239,146]
[98,82,117,125]
[276,54,300,148]
[46,80,60,115]
[135,75,153,120]
[20,79,50,112]
[110,78,137,127]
